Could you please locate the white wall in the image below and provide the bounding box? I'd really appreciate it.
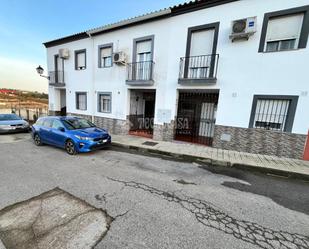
[47,39,93,116]
[46,0,309,134]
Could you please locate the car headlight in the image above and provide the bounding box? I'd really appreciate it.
[74,135,91,141]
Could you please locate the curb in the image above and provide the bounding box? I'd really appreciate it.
[111,142,309,182]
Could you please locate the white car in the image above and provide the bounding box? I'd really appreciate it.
[0,114,30,134]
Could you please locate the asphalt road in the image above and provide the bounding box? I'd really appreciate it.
[0,133,308,249]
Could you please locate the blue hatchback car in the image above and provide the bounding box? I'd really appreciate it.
[31,116,111,155]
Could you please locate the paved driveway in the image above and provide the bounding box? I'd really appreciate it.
[0,133,308,249]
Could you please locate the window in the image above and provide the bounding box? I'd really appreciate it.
[98,93,111,113]
[75,49,86,70]
[42,118,53,128]
[184,22,219,79]
[249,95,298,132]
[136,40,152,62]
[52,119,64,129]
[35,118,44,126]
[265,14,304,52]
[99,44,113,68]
[76,92,87,110]
[132,36,154,81]
[259,6,309,52]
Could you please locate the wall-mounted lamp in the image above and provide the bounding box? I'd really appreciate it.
[36,65,50,80]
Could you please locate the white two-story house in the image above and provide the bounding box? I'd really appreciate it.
[43,0,309,159]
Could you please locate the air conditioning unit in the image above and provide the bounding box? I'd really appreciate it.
[229,17,257,41]
[59,48,70,59]
[113,52,126,65]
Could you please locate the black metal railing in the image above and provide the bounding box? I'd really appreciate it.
[127,61,154,82]
[253,99,290,132]
[179,54,219,80]
[49,71,65,86]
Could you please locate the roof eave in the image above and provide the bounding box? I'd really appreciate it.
[87,8,171,36]
[43,32,89,48]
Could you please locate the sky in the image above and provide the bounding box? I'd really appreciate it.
[0,0,185,93]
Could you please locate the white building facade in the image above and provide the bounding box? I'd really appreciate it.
[44,0,309,159]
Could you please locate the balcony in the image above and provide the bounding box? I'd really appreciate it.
[49,71,65,87]
[126,61,155,86]
[178,54,219,84]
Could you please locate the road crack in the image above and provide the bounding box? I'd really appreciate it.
[107,177,309,249]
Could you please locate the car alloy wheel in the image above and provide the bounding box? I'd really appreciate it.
[65,140,77,155]
[34,134,42,146]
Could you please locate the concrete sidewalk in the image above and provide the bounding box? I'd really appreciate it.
[111,134,309,180]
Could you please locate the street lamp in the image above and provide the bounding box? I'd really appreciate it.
[36,65,50,80]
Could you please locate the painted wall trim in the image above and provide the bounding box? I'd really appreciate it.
[184,22,220,78]
[258,5,309,52]
[75,92,88,111]
[74,49,87,70]
[97,92,112,113]
[132,35,155,63]
[98,43,113,68]
[248,95,299,132]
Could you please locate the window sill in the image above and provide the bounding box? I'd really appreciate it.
[260,48,302,53]
[97,111,112,114]
[178,78,217,85]
[126,79,154,86]
[98,66,113,69]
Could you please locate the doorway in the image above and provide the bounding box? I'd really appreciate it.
[59,89,66,116]
[175,91,219,145]
[128,89,156,138]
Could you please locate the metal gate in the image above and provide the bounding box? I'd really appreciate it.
[175,92,218,146]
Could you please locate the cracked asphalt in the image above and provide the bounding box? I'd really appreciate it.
[0,133,309,249]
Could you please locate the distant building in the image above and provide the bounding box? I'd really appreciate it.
[0,89,17,95]
[44,0,309,159]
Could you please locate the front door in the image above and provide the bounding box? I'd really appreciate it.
[60,89,66,116]
[175,92,218,145]
[198,102,216,138]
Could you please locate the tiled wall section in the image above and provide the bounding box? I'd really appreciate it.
[67,113,129,135]
[94,116,129,135]
[213,125,307,159]
[48,110,61,116]
[67,113,92,121]
[153,121,175,142]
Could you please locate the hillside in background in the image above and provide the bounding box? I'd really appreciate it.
[0,88,48,110]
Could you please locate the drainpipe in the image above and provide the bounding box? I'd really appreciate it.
[304,130,309,161]
[89,33,95,123]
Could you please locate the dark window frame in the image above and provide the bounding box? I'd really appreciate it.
[75,92,87,111]
[98,43,113,68]
[184,22,220,78]
[132,35,155,63]
[74,49,87,70]
[249,95,299,132]
[258,5,309,53]
[54,54,64,83]
[97,92,112,113]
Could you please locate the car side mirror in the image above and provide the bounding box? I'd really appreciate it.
[58,127,65,132]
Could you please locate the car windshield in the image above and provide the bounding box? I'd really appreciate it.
[62,118,96,130]
[0,114,21,121]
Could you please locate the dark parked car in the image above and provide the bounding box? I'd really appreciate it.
[31,116,111,155]
[0,114,30,134]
